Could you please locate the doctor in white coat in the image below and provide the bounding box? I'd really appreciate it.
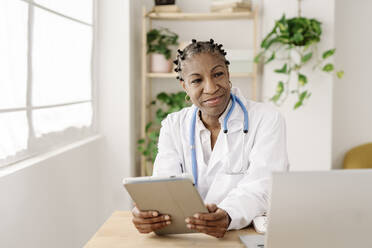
[132,39,289,238]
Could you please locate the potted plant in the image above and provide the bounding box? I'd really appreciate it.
[138,91,190,175]
[255,10,344,109]
[147,28,179,73]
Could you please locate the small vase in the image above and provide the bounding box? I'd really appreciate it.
[150,53,172,73]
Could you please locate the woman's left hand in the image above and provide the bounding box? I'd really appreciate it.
[185,203,231,238]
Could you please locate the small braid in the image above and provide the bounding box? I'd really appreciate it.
[173,39,230,81]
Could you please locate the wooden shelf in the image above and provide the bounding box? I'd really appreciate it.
[146,11,254,21]
[147,72,254,78]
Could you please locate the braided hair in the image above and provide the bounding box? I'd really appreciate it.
[173,39,230,81]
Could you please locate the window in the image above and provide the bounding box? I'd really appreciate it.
[0,0,95,167]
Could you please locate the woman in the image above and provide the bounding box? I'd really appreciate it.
[132,39,289,238]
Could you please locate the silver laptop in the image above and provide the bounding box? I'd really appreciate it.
[240,169,372,248]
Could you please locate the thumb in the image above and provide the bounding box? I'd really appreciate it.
[206,203,218,213]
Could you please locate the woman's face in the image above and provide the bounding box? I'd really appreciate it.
[181,53,231,118]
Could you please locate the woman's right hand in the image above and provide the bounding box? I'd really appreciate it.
[131,205,171,234]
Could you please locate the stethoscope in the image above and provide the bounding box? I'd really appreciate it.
[190,93,249,186]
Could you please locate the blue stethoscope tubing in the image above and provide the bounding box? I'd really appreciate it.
[190,93,249,186]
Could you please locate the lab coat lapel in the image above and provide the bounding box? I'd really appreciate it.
[207,98,245,174]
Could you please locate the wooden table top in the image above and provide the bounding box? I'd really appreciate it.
[84,211,259,248]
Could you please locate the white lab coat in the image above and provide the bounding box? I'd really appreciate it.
[153,87,289,230]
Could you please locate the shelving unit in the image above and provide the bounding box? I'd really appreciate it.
[140,6,259,176]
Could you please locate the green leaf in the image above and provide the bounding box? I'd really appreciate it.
[276,81,284,94]
[147,28,179,58]
[322,63,334,72]
[274,64,288,74]
[137,146,144,152]
[301,52,313,63]
[148,131,159,141]
[294,100,303,109]
[138,139,145,144]
[145,122,152,132]
[322,49,336,59]
[299,91,308,101]
[292,32,304,43]
[264,52,275,64]
[336,70,344,79]
[254,51,264,63]
[298,73,307,86]
[271,94,281,103]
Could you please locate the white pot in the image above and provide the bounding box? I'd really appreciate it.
[150,53,173,73]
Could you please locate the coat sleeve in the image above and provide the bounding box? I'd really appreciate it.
[217,109,289,230]
[152,116,183,176]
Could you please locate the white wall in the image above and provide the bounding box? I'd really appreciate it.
[0,0,134,247]
[0,138,103,248]
[332,0,372,169]
[96,0,134,219]
[261,0,335,171]
[131,0,336,171]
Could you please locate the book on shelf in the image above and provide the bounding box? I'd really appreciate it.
[212,7,251,13]
[211,0,251,12]
[211,0,251,5]
[152,4,181,13]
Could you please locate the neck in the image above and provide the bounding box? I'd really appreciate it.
[200,112,220,130]
[199,98,231,131]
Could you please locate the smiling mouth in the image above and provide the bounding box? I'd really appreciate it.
[203,95,224,106]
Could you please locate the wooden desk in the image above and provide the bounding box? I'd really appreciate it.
[84,211,258,247]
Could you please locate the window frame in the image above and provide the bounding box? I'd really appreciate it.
[0,0,97,167]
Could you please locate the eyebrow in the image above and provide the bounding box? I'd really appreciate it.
[187,64,224,77]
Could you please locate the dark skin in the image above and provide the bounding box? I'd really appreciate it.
[181,53,231,150]
[131,52,232,238]
[132,203,171,234]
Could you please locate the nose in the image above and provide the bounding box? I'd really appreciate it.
[204,76,218,94]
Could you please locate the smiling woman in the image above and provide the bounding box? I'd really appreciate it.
[131,39,289,238]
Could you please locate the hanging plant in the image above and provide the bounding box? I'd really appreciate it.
[255,12,344,109]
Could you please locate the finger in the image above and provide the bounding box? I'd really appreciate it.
[136,226,152,234]
[132,207,159,219]
[206,203,218,213]
[187,224,226,233]
[133,215,170,225]
[138,221,171,231]
[195,209,227,221]
[185,217,225,227]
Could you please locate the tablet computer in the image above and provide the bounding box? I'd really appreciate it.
[123,174,208,235]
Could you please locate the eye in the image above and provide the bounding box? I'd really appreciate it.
[214,72,224,78]
[191,78,202,84]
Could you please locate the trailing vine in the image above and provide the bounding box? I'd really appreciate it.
[255,13,343,109]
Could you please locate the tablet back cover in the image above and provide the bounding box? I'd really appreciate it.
[124,179,208,235]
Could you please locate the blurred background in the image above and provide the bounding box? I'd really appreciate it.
[0,0,371,247]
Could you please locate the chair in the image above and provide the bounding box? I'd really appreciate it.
[343,143,372,169]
